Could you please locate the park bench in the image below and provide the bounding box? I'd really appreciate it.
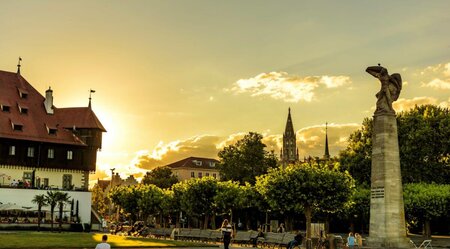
[174,228,192,240]
[279,233,296,249]
[208,230,223,243]
[198,229,212,242]
[261,232,285,248]
[232,231,253,246]
[410,239,432,249]
[150,227,173,239]
[188,228,202,241]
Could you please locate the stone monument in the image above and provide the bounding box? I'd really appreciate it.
[366,65,410,248]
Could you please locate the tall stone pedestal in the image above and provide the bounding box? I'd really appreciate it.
[367,114,410,248]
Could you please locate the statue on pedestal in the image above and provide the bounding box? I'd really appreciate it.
[366,65,402,115]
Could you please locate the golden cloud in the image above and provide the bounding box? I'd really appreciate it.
[135,135,221,170]
[420,62,450,90]
[230,72,351,102]
[95,123,361,183]
[393,97,439,113]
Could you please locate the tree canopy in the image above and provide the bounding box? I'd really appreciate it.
[340,105,450,185]
[141,167,178,189]
[218,132,278,185]
[256,163,354,238]
[403,183,450,237]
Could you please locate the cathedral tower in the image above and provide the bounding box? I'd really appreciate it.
[281,108,299,166]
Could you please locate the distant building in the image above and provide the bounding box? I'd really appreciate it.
[96,173,138,193]
[0,64,105,224]
[164,157,220,181]
[280,108,332,166]
[280,108,299,166]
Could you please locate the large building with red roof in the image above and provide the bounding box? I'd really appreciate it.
[164,156,220,181]
[0,66,105,225]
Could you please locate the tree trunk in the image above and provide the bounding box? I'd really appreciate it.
[211,213,216,230]
[284,213,293,232]
[305,205,313,249]
[50,206,54,232]
[204,214,209,229]
[424,220,431,238]
[325,214,330,235]
[37,206,41,232]
[58,204,63,233]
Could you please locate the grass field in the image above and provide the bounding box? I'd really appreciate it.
[0,232,212,248]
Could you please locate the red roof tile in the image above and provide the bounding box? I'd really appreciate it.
[55,107,106,132]
[165,156,220,169]
[0,70,105,145]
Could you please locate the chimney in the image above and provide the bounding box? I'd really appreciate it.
[44,87,54,114]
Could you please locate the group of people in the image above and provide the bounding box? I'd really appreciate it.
[346,232,363,248]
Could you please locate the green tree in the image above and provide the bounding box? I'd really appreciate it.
[339,105,450,185]
[109,185,141,223]
[175,177,218,229]
[91,184,108,218]
[397,105,450,183]
[214,180,245,222]
[141,167,179,189]
[56,192,70,233]
[404,183,450,238]
[256,163,354,240]
[339,118,372,186]
[45,191,59,232]
[137,184,165,225]
[31,194,47,232]
[218,132,278,185]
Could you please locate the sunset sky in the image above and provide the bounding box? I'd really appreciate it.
[1,1,450,183]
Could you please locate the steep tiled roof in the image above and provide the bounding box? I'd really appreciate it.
[0,70,105,145]
[56,107,106,132]
[165,156,220,169]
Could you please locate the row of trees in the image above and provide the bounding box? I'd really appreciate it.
[109,163,354,241]
[32,191,74,232]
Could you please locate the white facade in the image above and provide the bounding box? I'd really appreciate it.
[0,188,91,224]
[0,165,87,190]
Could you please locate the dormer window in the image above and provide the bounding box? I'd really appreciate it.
[46,124,57,135]
[18,105,28,114]
[1,105,10,112]
[209,162,216,167]
[13,124,23,131]
[11,121,23,131]
[192,160,202,166]
[18,88,28,99]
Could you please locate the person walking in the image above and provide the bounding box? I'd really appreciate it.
[95,234,111,249]
[221,219,233,249]
[347,232,356,249]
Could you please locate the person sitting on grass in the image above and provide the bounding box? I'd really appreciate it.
[95,234,111,249]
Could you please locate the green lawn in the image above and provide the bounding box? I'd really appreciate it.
[0,232,212,248]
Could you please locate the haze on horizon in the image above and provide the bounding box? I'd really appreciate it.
[1,1,449,183]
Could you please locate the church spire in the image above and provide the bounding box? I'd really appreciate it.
[281,107,299,166]
[324,122,330,159]
[284,107,294,136]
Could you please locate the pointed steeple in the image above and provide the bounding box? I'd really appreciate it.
[284,107,295,136]
[324,122,330,160]
[281,107,299,166]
